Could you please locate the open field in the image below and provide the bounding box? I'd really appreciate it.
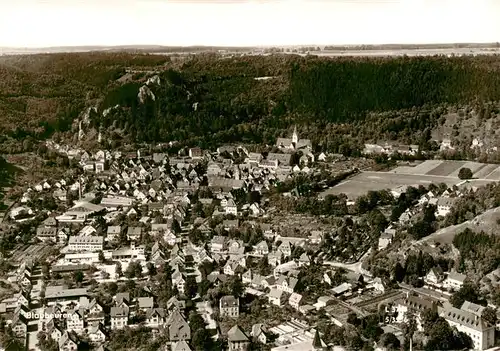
[485,167,500,180]
[392,160,500,179]
[320,171,463,200]
[392,160,441,175]
[320,159,500,200]
[426,161,466,176]
[474,164,499,179]
[448,162,486,178]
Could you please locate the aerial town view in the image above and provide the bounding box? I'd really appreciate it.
[1,1,500,351]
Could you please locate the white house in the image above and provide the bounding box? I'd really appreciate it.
[289,293,303,310]
[110,306,129,330]
[378,227,396,251]
[436,197,458,217]
[425,267,445,285]
[443,271,466,291]
[226,199,238,215]
[442,305,495,350]
[268,288,284,306]
[440,138,454,151]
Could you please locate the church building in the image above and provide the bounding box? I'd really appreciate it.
[275,126,312,151]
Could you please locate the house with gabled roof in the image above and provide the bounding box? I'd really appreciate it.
[228,325,250,351]
[298,252,310,267]
[224,260,244,276]
[66,308,85,333]
[87,323,108,343]
[253,241,269,257]
[278,241,292,257]
[127,226,142,241]
[276,275,299,294]
[173,340,192,351]
[110,306,129,330]
[172,270,186,294]
[226,199,238,215]
[444,271,467,291]
[268,288,284,306]
[59,331,80,351]
[9,312,28,338]
[228,240,245,256]
[146,307,167,328]
[251,323,269,344]
[268,251,282,267]
[210,236,228,253]
[425,266,445,285]
[167,309,191,341]
[289,293,303,310]
[167,297,186,312]
[48,322,65,343]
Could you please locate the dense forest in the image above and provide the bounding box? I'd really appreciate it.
[2,53,500,152]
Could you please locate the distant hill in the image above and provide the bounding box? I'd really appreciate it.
[1,42,499,55]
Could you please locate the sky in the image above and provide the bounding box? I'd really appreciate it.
[0,0,498,47]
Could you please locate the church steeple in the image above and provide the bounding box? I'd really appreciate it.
[292,125,298,144]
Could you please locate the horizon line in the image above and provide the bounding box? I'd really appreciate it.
[1,42,500,51]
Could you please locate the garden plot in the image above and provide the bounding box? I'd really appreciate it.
[485,167,500,181]
[473,164,500,179]
[448,162,486,178]
[323,171,462,200]
[425,161,466,176]
[391,166,415,174]
[405,160,444,175]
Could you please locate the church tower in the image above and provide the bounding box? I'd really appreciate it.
[292,126,298,144]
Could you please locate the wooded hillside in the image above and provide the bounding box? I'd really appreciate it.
[2,53,500,151]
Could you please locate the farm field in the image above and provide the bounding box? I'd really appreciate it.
[392,160,500,179]
[321,159,500,200]
[320,171,462,200]
[485,167,500,180]
[426,161,466,176]
[474,164,499,179]
[448,162,485,178]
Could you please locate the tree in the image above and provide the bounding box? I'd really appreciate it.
[189,311,206,331]
[482,307,497,326]
[424,316,472,351]
[228,276,244,298]
[72,270,84,284]
[360,314,383,340]
[185,275,198,298]
[380,332,400,350]
[115,262,123,277]
[98,250,106,263]
[191,328,212,351]
[125,261,143,279]
[347,313,360,326]
[171,219,182,234]
[37,332,58,351]
[450,282,483,308]
[458,167,473,180]
[146,262,156,277]
[393,262,405,283]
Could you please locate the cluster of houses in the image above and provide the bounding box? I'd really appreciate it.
[2,127,499,351]
[1,131,340,351]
